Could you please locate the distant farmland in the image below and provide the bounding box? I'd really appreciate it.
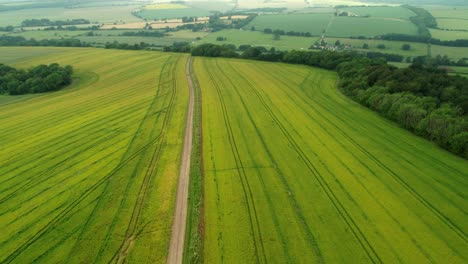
[340,6,415,19]
[246,13,332,36]
[0,6,141,26]
[246,12,418,38]
[326,16,418,37]
[0,47,189,263]
[195,57,468,263]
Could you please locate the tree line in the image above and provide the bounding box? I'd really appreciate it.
[104,41,162,50]
[404,5,437,39]
[379,33,468,47]
[186,43,467,158]
[21,18,90,27]
[120,31,166,37]
[262,28,313,38]
[0,25,14,32]
[0,63,73,95]
[0,36,88,47]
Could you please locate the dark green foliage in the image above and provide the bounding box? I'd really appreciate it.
[191,43,238,58]
[377,44,386,49]
[402,43,411,50]
[207,13,257,32]
[411,55,468,67]
[181,16,196,23]
[263,28,313,37]
[404,5,437,39]
[21,18,90,27]
[338,60,468,158]
[0,36,88,47]
[380,33,468,47]
[0,26,14,32]
[366,52,403,62]
[163,42,191,53]
[105,41,155,50]
[0,63,73,95]
[120,31,166,37]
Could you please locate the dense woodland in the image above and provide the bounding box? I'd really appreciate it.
[338,59,467,158]
[189,43,467,158]
[0,63,73,95]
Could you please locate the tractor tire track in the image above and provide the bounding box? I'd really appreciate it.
[0,56,176,264]
[110,55,181,264]
[231,62,382,264]
[204,59,267,264]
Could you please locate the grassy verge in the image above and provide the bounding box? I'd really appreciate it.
[183,57,204,264]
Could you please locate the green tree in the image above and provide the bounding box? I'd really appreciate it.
[402,43,411,50]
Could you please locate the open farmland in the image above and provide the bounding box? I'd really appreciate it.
[325,37,468,61]
[430,8,468,29]
[195,57,468,263]
[435,18,468,31]
[326,16,418,37]
[246,13,332,36]
[429,28,468,41]
[0,47,189,263]
[0,5,141,27]
[2,29,207,48]
[340,6,416,19]
[136,6,210,20]
[246,13,418,38]
[199,29,318,50]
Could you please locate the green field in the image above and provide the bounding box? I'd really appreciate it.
[246,13,332,36]
[246,13,418,38]
[431,7,468,19]
[430,28,468,40]
[0,47,189,263]
[195,57,468,263]
[326,37,468,60]
[3,29,206,47]
[341,6,416,19]
[326,16,418,37]
[430,7,468,30]
[0,5,141,26]
[199,29,319,50]
[136,8,210,20]
[436,18,468,31]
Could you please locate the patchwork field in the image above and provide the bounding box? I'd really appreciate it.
[340,6,416,19]
[2,29,206,48]
[436,19,468,31]
[430,7,468,31]
[246,13,332,36]
[326,16,418,37]
[246,13,418,38]
[325,37,468,61]
[0,6,141,26]
[199,29,319,51]
[0,47,189,263]
[136,7,210,20]
[430,28,468,41]
[195,57,468,263]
